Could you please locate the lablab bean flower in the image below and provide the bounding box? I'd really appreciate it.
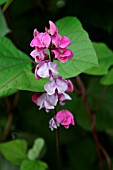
[30,21,75,130]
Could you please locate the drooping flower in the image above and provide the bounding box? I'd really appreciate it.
[56,110,75,128]
[35,61,58,79]
[49,117,59,131]
[32,93,58,112]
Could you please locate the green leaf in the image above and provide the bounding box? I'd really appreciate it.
[101,68,113,85]
[0,8,10,36]
[28,138,45,160]
[0,37,50,96]
[0,88,17,98]
[21,160,48,170]
[0,0,7,5]
[85,43,113,75]
[0,140,27,165]
[55,16,98,78]
[0,37,32,97]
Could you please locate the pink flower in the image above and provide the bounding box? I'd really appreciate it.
[35,61,58,79]
[30,32,51,62]
[67,80,74,93]
[32,93,40,104]
[52,33,71,49]
[30,32,51,49]
[48,21,58,35]
[52,49,74,63]
[56,110,75,128]
[32,93,58,112]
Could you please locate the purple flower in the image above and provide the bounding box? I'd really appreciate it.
[32,93,58,112]
[35,61,58,79]
[44,76,68,95]
[56,110,75,129]
[58,92,71,105]
[49,117,59,131]
[44,76,74,95]
[30,49,47,63]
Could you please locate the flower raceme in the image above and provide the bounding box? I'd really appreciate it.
[30,20,75,130]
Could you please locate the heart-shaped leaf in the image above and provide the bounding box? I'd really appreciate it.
[21,160,48,170]
[0,140,27,165]
[55,16,98,78]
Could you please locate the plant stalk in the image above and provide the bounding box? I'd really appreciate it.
[54,107,61,170]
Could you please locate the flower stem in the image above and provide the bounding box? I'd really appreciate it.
[54,107,61,170]
[56,127,60,170]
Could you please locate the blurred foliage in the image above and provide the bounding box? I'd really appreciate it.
[0,0,113,170]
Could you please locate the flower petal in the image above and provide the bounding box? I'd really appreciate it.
[44,80,56,95]
[56,78,68,93]
[60,36,71,48]
[43,33,51,47]
[52,33,61,47]
[32,93,40,104]
[37,62,49,78]
[48,62,59,76]
[66,80,74,92]
[46,94,58,106]
[49,21,58,35]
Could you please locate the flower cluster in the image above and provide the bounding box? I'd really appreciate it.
[30,21,75,130]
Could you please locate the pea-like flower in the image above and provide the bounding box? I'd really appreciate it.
[30,32,51,62]
[32,93,58,112]
[56,110,75,128]
[30,32,51,49]
[35,61,58,79]
[44,76,74,95]
[49,117,59,131]
[52,33,71,49]
[52,49,74,63]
